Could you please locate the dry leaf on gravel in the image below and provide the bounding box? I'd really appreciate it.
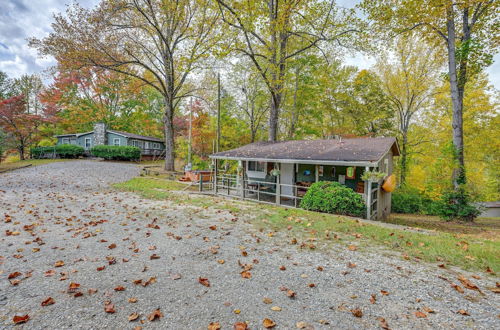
[41,297,55,306]
[263,318,276,328]
[147,309,163,321]
[233,322,248,330]
[351,308,363,318]
[208,322,221,330]
[12,315,29,324]
[198,277,210,287]
[104,301,115,313]
[415,311,427,318]
[128,313,139,321]
[241,271,251,279]
[457,309,469,316]
[377,317,390,329]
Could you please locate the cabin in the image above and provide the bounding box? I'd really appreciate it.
[209,137,399,220]
[55,123,165,159]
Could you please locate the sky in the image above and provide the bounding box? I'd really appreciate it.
[0,0,499,89]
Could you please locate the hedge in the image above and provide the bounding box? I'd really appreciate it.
[391,186,441,215]
[31,144,84,159]
[90,145,141,161]
[300,181,366,218]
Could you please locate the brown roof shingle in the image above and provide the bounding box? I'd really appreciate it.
[210,137,399,164]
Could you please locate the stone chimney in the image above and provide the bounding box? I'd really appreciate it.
[93,122,107,146]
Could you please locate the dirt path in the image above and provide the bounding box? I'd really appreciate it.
[0,161,498,329]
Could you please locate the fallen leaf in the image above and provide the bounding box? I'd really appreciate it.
[128,297,138,303]
[41,297,55,306]
[271,306,282,311]
[8,272,21,279]
[423,306,435,314]
[104,301,115,313]
[108,243,117,249]
[263,297,273,304]
[150,254,160,260]
[44,269,56,277]
[347,262,357,268]
[12,315,29,324]
[217,259,225,264]
[415,311,427,318]
[147,309,163,321]
[233,322,248,330]
[348,245,357,251]
[128,313,139,321]
[457,275,482,293]
[263,318,276,328]
[114,286,126,291]
[241,271,251,279]
[351,308,363,318]
[286,289,296,298]
[198,277,210,287]
[457,309,469,316]
[54,260,64,267]
[451,283,464,293]
[208,321,221,330]
[377,317,390,330]
[68,282,80,292]
[370,294,376,304]
[380,290,389,296]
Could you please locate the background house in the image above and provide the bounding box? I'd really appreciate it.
[55,123,165,159]
[210,137,399,220]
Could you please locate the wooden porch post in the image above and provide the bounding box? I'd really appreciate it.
[214,159,218,194]
[241,161,245,199]
[365,166,371,220]
[315,165,319,182]
[275,163,281,205]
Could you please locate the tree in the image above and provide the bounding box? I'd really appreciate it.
[375,34,442,185]
[31,0,221,171]
[216,0,363,141]
[0,95,53,160]
[361,0,499,188]
[0,71,13,100]
[11,74,44,115]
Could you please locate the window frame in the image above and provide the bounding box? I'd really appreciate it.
[113,138,120,146]
[62,138,70,144]
[248,161,266,173]
[84,138,91,148]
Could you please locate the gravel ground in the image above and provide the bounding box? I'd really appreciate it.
[0,160,498,330]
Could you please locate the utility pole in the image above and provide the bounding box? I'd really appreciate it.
[188,97,193,167]
[217,72,221,153]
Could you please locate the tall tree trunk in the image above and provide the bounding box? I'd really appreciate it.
[268,91,281,141]
[163,100,175,171]
[446,6,466,188]
[400,134,408,185]
[18,145,25,161]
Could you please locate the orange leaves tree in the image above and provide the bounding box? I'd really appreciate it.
[30,0,221,171]
[0,95,54,160]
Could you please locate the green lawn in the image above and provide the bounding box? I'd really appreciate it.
[0,159,70,172]
[113,176,500,274]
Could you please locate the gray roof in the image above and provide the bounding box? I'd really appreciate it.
[108,130,163,143]
[210,137,399,165]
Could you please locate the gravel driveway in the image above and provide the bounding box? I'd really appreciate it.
[0,160,498,329]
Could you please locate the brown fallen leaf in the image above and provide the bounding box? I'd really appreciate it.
[198,277,210,287]
[44,269,56,277]
[96,266,105,271]
[41,297,55,306]
[377,317,390,330]
[279,265,286,271]
[271,306,282,311]
[68,282,80,292]
[108,243,117,249]
[296,321,311,329]
[263,318,276,328]
[415,311,427,318]
[457,309,469,316]
[150,254,160,260]
[128,297,138,303]
[114,286,126,291]
[147,309,163,321]
[380,290,390,296]
[54,260,64,267]
[12,315,29,324]
[8,272,21,279]
[351,308,363,318]
[457,275,482,293]
[348,245,358,251]
[128,312,139,321]
[423,306,435,314]
[370,294,376,304]
[241,271,251,279]
[233,322,248,330]
[263,297,273,304]
[208,321,221,330]
[451,283,464,293]
[286,289,296,298]
[104,301,115,313]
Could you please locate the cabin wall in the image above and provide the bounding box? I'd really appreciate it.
[107,132,127,146]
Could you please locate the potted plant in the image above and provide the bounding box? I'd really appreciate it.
[361,170,386,182]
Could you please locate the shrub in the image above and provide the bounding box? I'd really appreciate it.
[300,181,366,218]
[90,145,141,161]
[434,187,481,222]
[31,146,57,159]
[391,186,424,214]
[55,144,84,158]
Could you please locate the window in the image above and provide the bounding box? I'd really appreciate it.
[85,138,91,148]
[152,143,160,149]
[248,161,265,172]
[62,138,69,144]
[131,140,138,147]
[113,138,120,146]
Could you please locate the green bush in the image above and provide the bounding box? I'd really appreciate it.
[55,144,84,158]
[300,181,366,218]
[434,187,481,222]
[31,146,57,159]
[392,186,442,216]
[90,145,141,161]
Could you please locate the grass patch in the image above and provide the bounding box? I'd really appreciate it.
[253,207,499,274]
[0,159,70,172]
[113,176,499,274]
[386,213,500,241]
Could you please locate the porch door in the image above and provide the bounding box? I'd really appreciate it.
[280,163,294,197]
